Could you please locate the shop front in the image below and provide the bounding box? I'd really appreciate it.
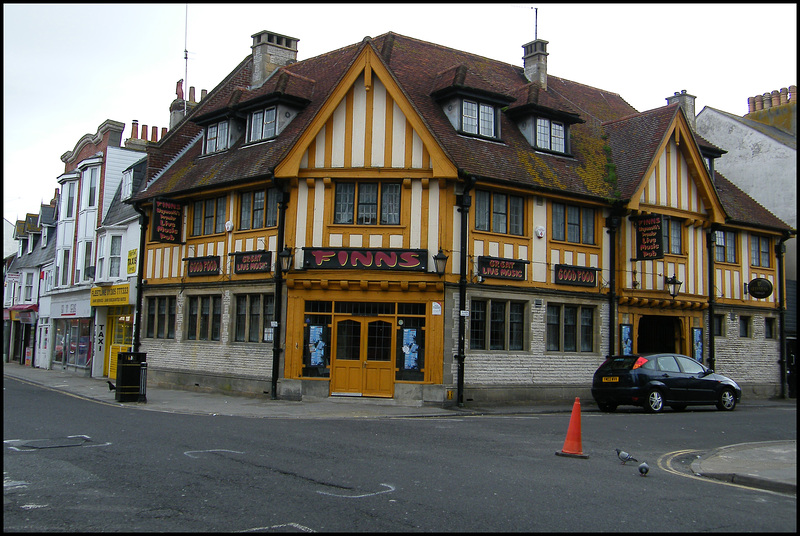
[50,297,92,371]
[283,247,447,401]
[90,283,134,379]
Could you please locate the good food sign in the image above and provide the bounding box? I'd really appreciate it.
[555,264,598,287]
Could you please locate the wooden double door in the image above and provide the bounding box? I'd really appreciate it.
[330,317,394,397]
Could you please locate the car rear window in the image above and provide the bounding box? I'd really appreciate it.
[600,357,641,371]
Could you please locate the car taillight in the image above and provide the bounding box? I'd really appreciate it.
[632,356,649,370]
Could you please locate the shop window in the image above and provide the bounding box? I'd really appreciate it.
[234,293,275,342]
[738,315,751,338]
[546,303,594,352]
[333,182,401,225]
[765,317,776,339]
[146,296,176,339]
[712,314,724,337]
[302,301,333,378]
[552,203,595,244]
[470,299,525,351]
[186,295,222,341]
[396,315,426,381]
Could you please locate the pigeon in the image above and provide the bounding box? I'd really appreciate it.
[616,448,638,464]
[638,461,649,476]
[107,381,116,391]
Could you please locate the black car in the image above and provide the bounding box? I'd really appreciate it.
[591,353,742,413]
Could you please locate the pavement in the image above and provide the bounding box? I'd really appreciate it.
[4,361,796,495]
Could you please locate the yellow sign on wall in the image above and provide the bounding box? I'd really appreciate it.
[127,249,137,274]
[90,284,130,306]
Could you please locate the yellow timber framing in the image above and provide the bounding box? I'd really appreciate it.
[626,111,726,227]
[274,44,458,181]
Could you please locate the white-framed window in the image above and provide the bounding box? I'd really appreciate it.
[461,100,496,138]
[60,249,71,286]
[85,167,98,208]
[121,168,133,200]
[83,241,93,281]
[248,106,277,142]
[536,118,566,153]
[24,272,33,301]
[205,120,229,154]
[96,235,105,279]
[65,182,76,218]
[109,235,122,278]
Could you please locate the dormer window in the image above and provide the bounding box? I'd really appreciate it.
[536,118,566,153]
[205,120,229,154]
[248,106,277,142]
[121,168,133,201]
[462,100,496,138]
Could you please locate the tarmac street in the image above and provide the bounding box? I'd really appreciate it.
[3,362,796,496]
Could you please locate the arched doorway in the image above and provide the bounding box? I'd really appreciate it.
[637,315,681,354]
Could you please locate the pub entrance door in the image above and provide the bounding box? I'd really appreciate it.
[330,317,394,397]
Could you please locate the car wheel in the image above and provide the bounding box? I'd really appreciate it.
[645,389,664,413]
[598,403,617,412]
[670,404,687,411]
[716,388,736,411]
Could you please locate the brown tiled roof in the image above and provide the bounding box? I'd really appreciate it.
[132,31,793,236]
[603,104,680,199]
[713,171,793,231]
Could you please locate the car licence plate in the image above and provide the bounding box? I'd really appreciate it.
[602,376,619,382]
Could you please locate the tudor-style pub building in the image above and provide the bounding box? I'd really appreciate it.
[131,31,793,405]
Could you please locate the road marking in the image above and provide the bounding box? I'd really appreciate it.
[238,522,315,532]
[317,483,395,498]
[184,449,245,459]
[657,449,791,496]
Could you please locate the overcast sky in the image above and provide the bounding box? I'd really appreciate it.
[3,3,797,224]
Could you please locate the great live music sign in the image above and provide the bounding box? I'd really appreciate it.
[477,256,528,281]
[151,198,183,244]
[631,213,664,260]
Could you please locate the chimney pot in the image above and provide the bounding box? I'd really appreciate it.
[762,92,772,109]
[189,86,196,103]
[780,87,788,104]
[251,30,300,88]
[132,120,139,139]
[161,127,168,139]
[151,126,158,141]
[790,85,797,102]
[754,95,763,110]
[522,39,548,89]
[771,89,780,107]
[141,125,148,141]
[747,97,756,113]
[201,89,207,100]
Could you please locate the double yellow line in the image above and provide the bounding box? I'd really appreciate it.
[657,449,786,495]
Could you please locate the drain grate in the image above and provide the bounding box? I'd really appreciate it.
[12,436,89,450]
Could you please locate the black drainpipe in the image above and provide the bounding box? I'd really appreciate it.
[777,234,789,398]
[271,183,290,400]
[605,212,621,357]
[456,175,475,407]
[706,227,717,370]
[132,201,149,353]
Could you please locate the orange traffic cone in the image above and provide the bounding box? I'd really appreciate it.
[556,397,589,458]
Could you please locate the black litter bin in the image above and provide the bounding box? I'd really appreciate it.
[116,352,147,402]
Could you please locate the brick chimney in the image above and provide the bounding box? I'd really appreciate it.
[666,90,696,132]
[251,30,299,88]
[522,39,548,90]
